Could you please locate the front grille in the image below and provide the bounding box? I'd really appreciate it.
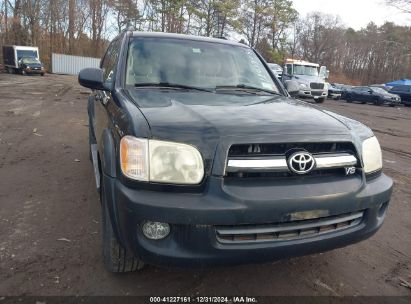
[310,82,324,90]
[226,142,359,178]
[228,142,356,157]
[216,211,364,244]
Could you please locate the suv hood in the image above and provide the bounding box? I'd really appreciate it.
[126,89,371,176]
[128,89,351,139]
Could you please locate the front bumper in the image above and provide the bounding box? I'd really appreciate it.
[298,89,328,99]
[107,173,393,267]
[329,92,342,99]
[25,68,44,74]
[383,98,401,105]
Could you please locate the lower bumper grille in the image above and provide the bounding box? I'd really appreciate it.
[216,211,364,244]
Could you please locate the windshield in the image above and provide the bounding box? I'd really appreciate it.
[17,50,38,60]
[21,57,40,64]
[126,38,279,93]
[293,65,319,76]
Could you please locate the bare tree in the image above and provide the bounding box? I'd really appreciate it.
[385,0,411,14]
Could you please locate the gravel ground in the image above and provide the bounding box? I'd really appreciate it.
[0,73,410,296]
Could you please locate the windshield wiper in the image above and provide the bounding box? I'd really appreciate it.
[134,82,213,92]
[215,84,280,95]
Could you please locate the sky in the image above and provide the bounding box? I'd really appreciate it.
[292,0,410,29]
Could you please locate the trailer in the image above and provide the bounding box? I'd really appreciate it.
[2,45,40,74]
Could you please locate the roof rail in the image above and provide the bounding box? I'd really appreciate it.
[214,36,228,40]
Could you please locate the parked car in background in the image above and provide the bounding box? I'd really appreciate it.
[331,83,352,100]
[345,86,401,106]
[267,63,283,79]
[326,83,342,100]
[18,57,45,76]
[389,85,411,106]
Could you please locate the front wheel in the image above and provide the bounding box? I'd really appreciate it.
[101,177,144,273]
[41,73,45,76]
[315,97,325,103]
[374,98,383,106]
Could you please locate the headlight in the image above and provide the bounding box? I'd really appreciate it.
[120,136,204,184]
[120,136,149,181]
[362,136,382,174]
[299,82,308,89]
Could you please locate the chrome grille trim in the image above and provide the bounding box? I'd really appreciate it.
[227,158,287,171]
[216,211,364,244]
[226,153,357,173]
[314,154,357,168]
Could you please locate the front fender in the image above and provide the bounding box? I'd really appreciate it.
[100,129,117,177]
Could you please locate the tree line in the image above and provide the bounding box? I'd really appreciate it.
[0,0,410,84]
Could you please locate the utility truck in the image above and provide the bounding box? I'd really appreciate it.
[2,45,44,75]
[282,58,328,103]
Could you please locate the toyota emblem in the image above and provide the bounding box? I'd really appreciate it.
[287,151,316,174]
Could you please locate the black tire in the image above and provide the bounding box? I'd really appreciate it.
[374,97,383,106]
[315,97,325,103]
[101,177,144,273]
[41,73,45,76]
[346,95,352,103]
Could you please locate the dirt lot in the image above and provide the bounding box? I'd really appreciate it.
[0,73,410,296]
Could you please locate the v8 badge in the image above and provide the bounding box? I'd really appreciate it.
[345,167,356,175]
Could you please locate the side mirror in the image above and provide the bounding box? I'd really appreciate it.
[319,66,327,78]
[78,68,105,90]
[285,80,299,97]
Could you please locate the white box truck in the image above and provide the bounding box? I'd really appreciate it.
[2,45,43,75]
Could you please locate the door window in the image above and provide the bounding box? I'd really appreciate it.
[394,85,410,92]
[101,38,122,84]
[286,64,293,75]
